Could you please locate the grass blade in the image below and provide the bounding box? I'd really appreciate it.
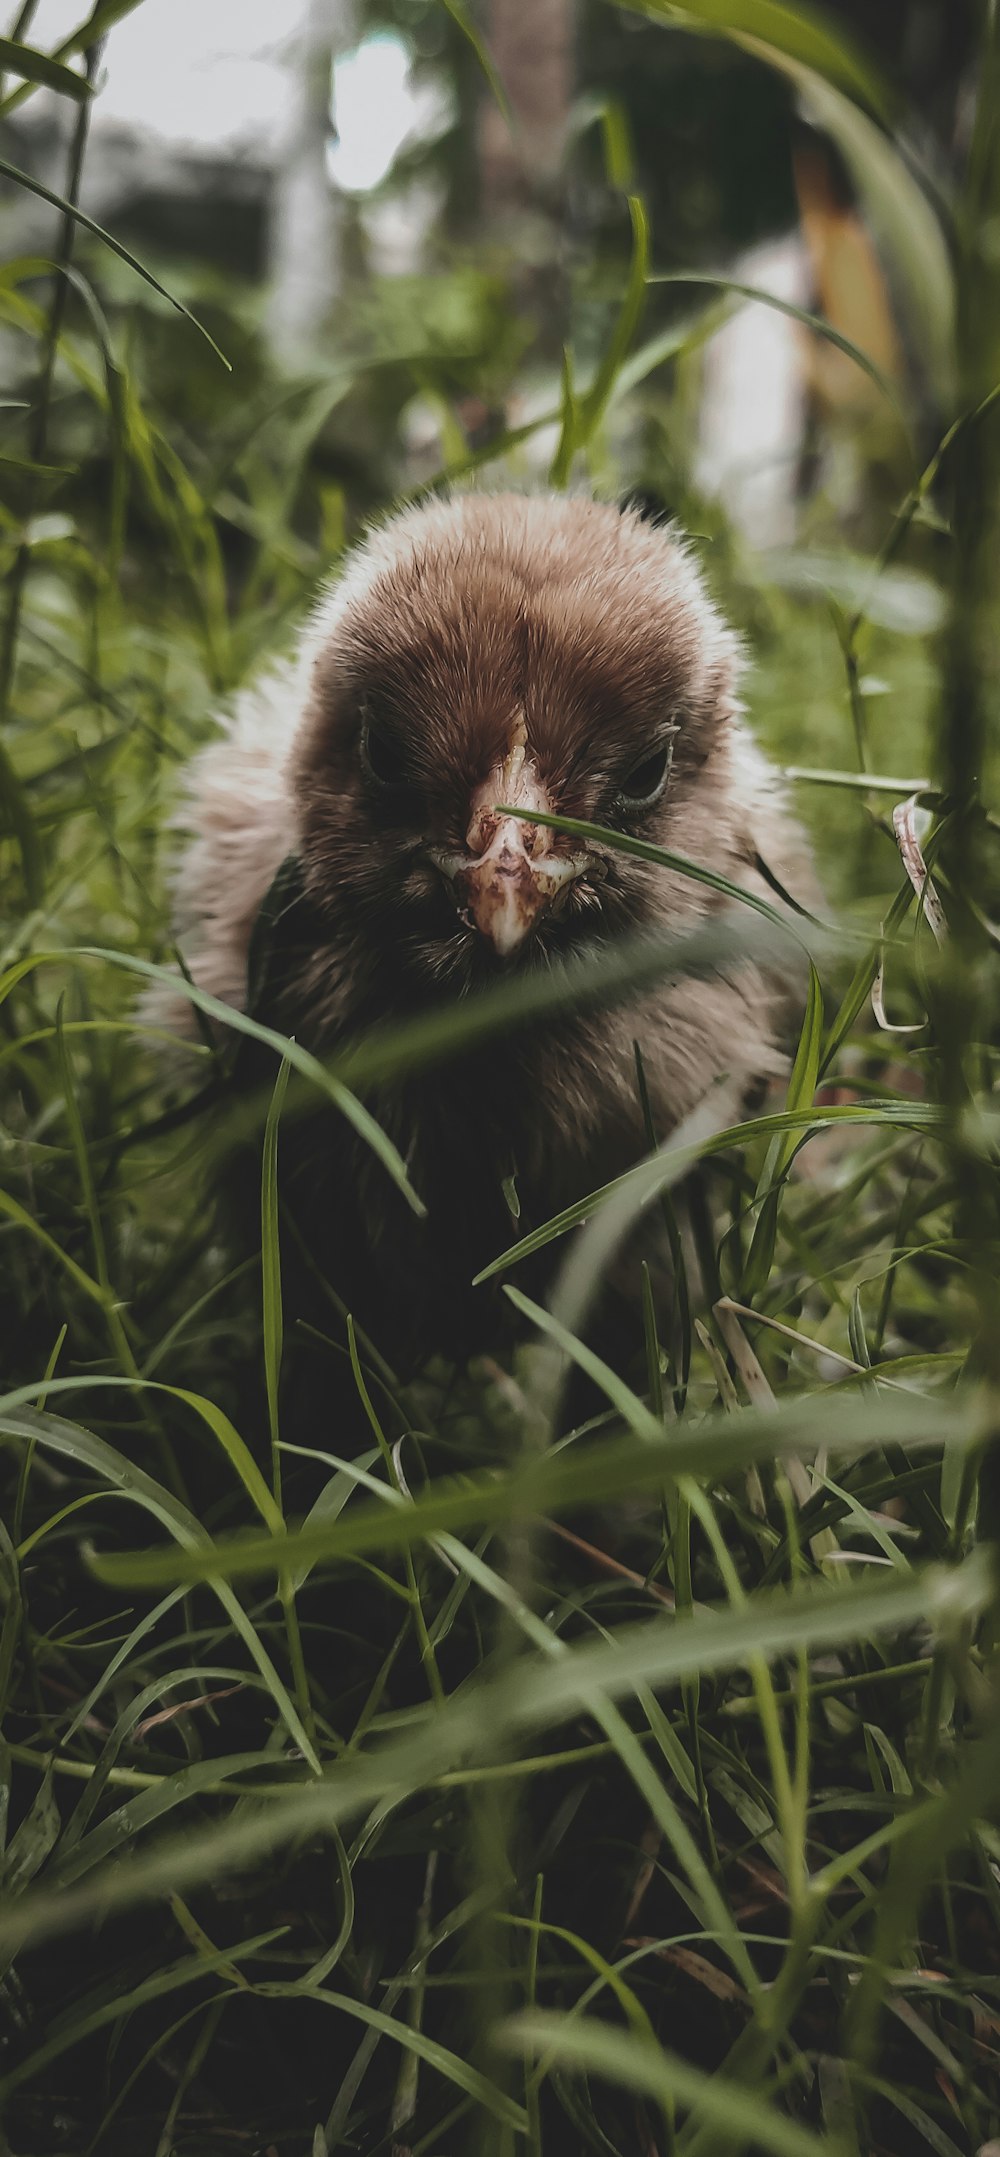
[0,154,230,367]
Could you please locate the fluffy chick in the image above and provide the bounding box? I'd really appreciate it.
[160,492,814,1358]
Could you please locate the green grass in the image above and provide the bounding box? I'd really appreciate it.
[2,4,1000,2153]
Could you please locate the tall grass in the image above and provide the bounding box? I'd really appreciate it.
[1,4,999,2154]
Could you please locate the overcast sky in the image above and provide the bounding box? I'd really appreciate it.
[18,2,428,187]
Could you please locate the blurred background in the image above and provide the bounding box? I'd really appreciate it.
[0,0,981,907]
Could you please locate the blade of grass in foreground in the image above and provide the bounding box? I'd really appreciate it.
[619,0,895,124]
[72,1386,982,1589]
[335,914,797,1087]
[435,1528,757,1994]
[0,156,230,365]
[473,1096,943,1285]
[261,1055,291,1496]
[440,0,512,126]
[502,2011,829,2157]
[741,960,825,1296]
[0,947,425,1216]
[1,914,799,1180]
[783,767,932,794]
[0,1553,989,1955]
[552,193,649,481]
[0,1401,316,1770]
[647,269,904,427]
[0,36,94,100]
[494,804,827,940]
[0,0,149,117]
[0,1932,288,2097]
[792,67,955,401]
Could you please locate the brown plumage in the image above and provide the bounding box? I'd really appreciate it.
[159,491,814,1360]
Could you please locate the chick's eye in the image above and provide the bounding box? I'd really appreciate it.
[360,717,409,791]
[616,735,675,813]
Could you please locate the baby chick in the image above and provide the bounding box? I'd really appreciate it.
[160,492,813,1358]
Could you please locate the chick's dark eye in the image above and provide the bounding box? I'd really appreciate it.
[617,737,674,813]
[360,717,409,791]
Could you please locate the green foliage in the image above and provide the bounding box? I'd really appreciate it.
[1,3,999,2154]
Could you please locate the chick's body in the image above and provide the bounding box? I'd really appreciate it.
[163,493,813,1358]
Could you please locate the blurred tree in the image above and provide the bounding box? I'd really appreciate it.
[476,0,577,355]
[478,0,575,221]
[267,0,355,369]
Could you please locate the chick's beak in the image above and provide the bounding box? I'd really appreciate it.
[430,725,588,958]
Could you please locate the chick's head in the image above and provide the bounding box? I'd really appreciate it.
[291,493,742,989]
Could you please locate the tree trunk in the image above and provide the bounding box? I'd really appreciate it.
[267,0,353,370]
[478,0,575,227]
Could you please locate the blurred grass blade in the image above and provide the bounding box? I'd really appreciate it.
[2,1553,990,1954]
[780,64,955,397]
[474,1095,943,1285]
[441,0,512,125]
[50,1748,284,1887]
[0,1376,282,1530]
[0,1931,287,2094]
[0,1402,314,1767]
[37,916,795,1103]
[783,766,931,794]
[0,1187,105,1304]
[262,1055,291,1487]
[502,2009,829,2157]
[504,1284,663,1440]
[67,948,427,1215]
[773,957,823,1170]
[0,736,44,907]
[582,195,649,439]
[0,38,93,99]
[552,194,649,478]
[743,961,824,1293]
[647,269,904,423]
[0,155,231,367]
[0,0,148,115]
[621,0,894,121]
[282,1988,529,2134]
[550,344,581,488]
[84,1389,983,1589]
